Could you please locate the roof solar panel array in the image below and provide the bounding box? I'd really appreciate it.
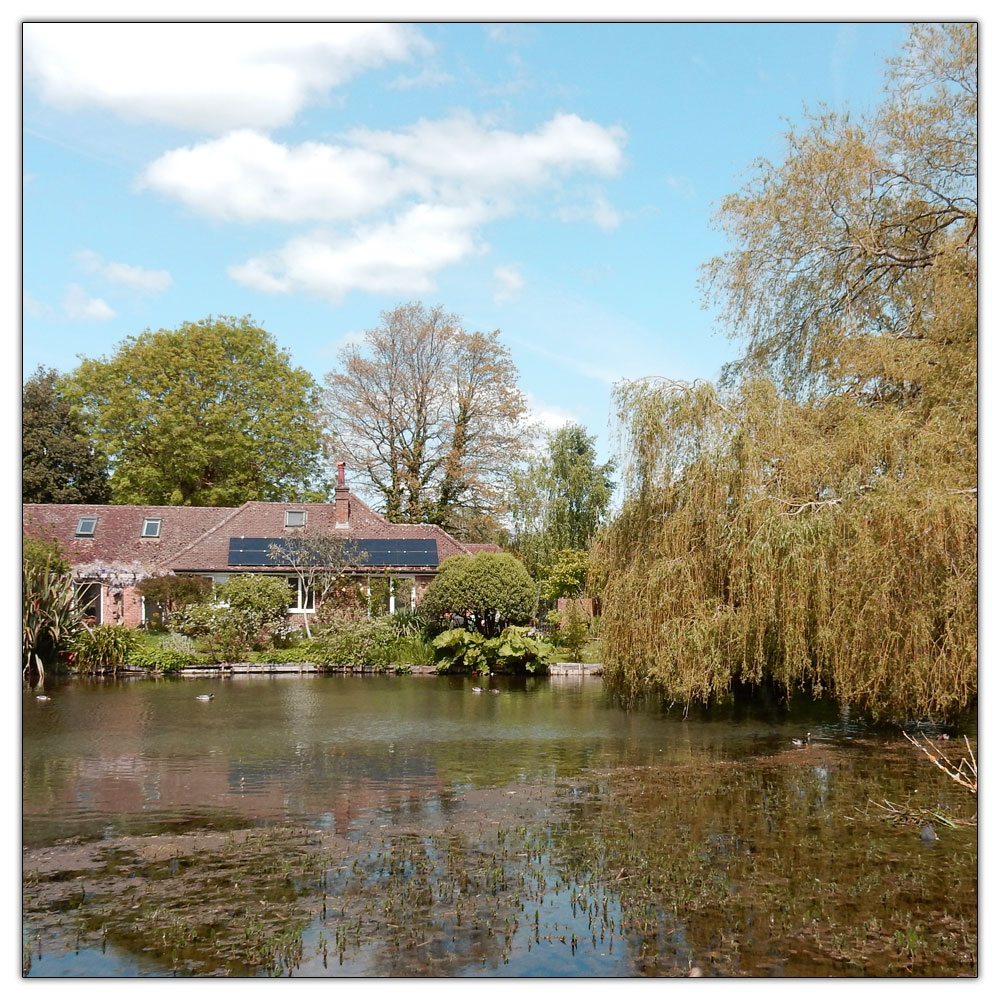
[228,537,439,568]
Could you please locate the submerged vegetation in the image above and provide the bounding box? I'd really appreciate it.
[597,24,977,719]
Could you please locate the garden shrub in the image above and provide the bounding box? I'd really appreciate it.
[23,534,81,675]
[72,625,140,671]
[432,626,553,675]
[420,552,536,637]
[307,611,398,667]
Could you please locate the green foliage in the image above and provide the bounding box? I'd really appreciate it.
[306,612,399,667]
[23,535,81,674]
[217,574,293,628]
[22,366,110,504]
[138,574,213,615]
[419,552,536,637]
[539,549,590,604]
[71,625,139,672]
[599,25,977,720]
[431,625,552,674]
[64,316,328,506]
[558,601,592,662]
[510,424,615,577]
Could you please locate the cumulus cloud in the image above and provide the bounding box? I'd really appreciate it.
[493,265,525,304]
[24,23,428,132]
[141,114,626,224]
[142,111,627,301]
[63,284,115,320]
[75,249,172,293]
[387,68,455,91]
[228,203,490,302]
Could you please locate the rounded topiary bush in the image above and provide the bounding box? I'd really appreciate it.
[420,552,536,637]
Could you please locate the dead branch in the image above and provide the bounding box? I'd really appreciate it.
[902,731,977,794]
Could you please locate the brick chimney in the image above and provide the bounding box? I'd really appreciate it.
[335,462,350,527]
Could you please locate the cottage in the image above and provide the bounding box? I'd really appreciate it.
[22,465,475,627]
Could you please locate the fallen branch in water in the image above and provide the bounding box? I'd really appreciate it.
[902,731,977,794]
[848,798,976,828]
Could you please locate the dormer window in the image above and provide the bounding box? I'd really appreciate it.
[142,518,162,538]
[76,517,97,536]
[285,510,306,528]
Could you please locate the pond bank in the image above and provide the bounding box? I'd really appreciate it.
[157,661,604,676]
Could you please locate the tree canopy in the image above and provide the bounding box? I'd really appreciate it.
[65,316,328,506]
[23,366,110,504]
[598,23,976,719]
[510,423,615,576]
[322,302,529,534]
[419,552,536,638]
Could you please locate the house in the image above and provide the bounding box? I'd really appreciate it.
[22,465,475,627]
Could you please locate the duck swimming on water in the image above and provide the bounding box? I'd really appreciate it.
[196,693,214,701]
[791,733,811,747]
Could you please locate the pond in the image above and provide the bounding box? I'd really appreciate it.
[23,674,977,977]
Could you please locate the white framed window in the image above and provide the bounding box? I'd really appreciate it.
[287,576,314,612]
[285,510,306,528]
[76,517,97,536]
[74,582,103,623]
[141,518,162,538]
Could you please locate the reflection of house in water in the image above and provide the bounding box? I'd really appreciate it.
[23,463,493,627]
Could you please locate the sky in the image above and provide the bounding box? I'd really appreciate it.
[22,19,914,476]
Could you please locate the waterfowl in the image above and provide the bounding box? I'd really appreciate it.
[488,689,500,695]
[791,733,811,747]
[195,693,214,701]
[920,823,939,843]
[471,687,483,694]
[35,695,51,702]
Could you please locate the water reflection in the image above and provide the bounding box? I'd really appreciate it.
[23,676,976,976]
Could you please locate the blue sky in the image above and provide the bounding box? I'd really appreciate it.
[22,20,911,472]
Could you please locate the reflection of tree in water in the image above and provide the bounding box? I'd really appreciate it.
[541,746,977,976]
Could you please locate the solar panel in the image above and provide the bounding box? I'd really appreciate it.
[228,537,439,567]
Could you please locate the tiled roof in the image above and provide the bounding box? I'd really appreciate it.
[22,503,232,570]
[23,495,473,574]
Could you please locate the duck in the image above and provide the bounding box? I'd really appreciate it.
[471,687,483,694]
[195,693,214,701]
[791,733,811,747]
[35,695,51,702]
[488,689,500,695]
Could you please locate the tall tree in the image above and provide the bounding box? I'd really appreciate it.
[23,366,110,504]
[66,316,328,506]
[323,302,529,533]
[599,24,976,719]
[510,423,615,576]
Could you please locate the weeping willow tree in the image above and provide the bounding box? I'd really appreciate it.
[598,24,976,718]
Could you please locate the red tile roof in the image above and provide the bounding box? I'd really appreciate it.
[23,495,474,574]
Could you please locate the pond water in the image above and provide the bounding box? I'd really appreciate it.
[23,675,977,977]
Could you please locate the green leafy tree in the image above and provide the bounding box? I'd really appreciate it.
[65,316,328,506]
[23,366,110,504]
[511,423,615,576]
[539,549,590,604]
[599,24,976,719]
[419,552,536,637]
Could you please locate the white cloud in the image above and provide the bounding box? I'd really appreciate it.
[63,284,115,320]
[555,192,622,230]
[664,175,696,199]
[23,292,53,319]
[74,250,172,293]
[142,114,626,225]
[228,203,490,303]
[24,23,428,132]
[493,265,525,304]
[140,111,626,300]
[523,392,579,433]
[140,130,405,223]
[387,68,455,91]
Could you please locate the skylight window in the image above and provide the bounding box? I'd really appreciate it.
[76,517,97,536]
[285,510,306,528]
[142,518,162,538]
